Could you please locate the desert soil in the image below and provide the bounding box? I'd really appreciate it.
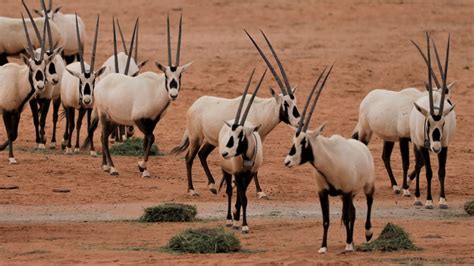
[0,0,473,264]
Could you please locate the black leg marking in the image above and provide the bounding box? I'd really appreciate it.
[413,146,423,200]
[438,147,448,208]
[100,117,118,174]
[185,141,200,193]
[319,190,330,251]
[420,147,433,207]
[198,143,217,193]
[382,141,398,192]
[50,98,61,145]
[342,193,354,246]
[75,109,86,150]
[65,107,75,150]
[38,98,51,145]
[224,170,233,226]
[365,188,374,241]
[86,109,95,153]
[29,99,41,145]
[134,117,160,177]
[399,137,410,191]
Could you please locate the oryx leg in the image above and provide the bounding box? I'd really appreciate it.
[318,190,330,254]
[400,137,410,196]
[74,109,86,153]
[223,170,233,227]
[185,139,201,196]
[119,125,126,142]
[64,54,77,65]
[437,147,448,209]
[64,107,75,154]
[101,117,118,175]
[134,118,159,178]
[364,185,374,241]
[382,141,399,194]
[86,109,96,156]
[50,98,61,148]
[1,111,18,164]
[126,126,134,139]
[29,99,41,148]
[253,172,268,199]
[61,106,70,150]
[198,143,217,194]
[0,53,8,66]
[420,147,433,209]
[413,146,423,206]
[235,173,251,234]
[38,98,51,148]
[342,193,355,252]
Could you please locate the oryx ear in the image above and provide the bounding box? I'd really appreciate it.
[179,61,193,73]
[95,66,107,77]
[34,9,43,16]
[315,123,326,135]
[54,46,65,56]
[447,81,456,92]
[291,86,297,94]
[66,68,81,78]
[269,87,278,100]
[414,102,430,117]
[131,70,140,77]
[252,124,262,132]
[224,121,232,128]
[155,62,167,72]
[54,6,62,13]
[20,53,30,65]
[137,59,149,69]
[443,104,456,116]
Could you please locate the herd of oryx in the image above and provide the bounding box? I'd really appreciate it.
[0,0,457,254]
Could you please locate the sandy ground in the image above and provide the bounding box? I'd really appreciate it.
[0,0,473,264]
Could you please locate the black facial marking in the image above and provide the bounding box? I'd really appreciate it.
[170,66,177,72]
[35,70,43,81]
[280,104,291,125]
[170,79,178,89]
[238,131,243,140]
[48,63,56,74]
[84,72,91,79]
[289,94,295,100]
[84,83,91,95]
[231,124,239,131]
[289,145,296,156]
[293,107,300,118]
[226,136,234,148]
[432,128,441,141]
[433,114,442,122]
[300,139,314,165]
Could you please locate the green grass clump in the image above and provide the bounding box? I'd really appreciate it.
[140,203,197,223]
[109,138,162,157]
[464,200,474,216]
[358,223,420,252]
[167,227,241,254]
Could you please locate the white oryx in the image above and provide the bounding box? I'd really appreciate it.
[60,14,105,155]
[410,33,456,209]
[218,68,266,233]
[0,0,63,65]
[284,65,375,254]
[0,6,59,163]
[88,14,192,177]
[171,30,301,198]
[34,0,85,64]
[28,0,65,150]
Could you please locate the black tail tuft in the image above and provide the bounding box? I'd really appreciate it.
[170,132,190,156]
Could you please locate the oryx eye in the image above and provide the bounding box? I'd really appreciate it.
[289,145,296,156]
[226,136,234,148]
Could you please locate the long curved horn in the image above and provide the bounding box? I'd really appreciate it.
[75,13,85,73]
[40,10,46,61]
[22,0,42,47]
[90,15,100,73]
[245,30,286,95]
[48,0,52,12]
[303,64,334,132]
[296,66,328,134]
[21,14,34,58]
[438,33,450,115]
[260,30,292,95]
[116,18,128,55]
[40,0,53,52]
[112,17,119,73]
[425,32,435,116]
[240,69,267,125]
[134,18,139,63]
[124,18,138,75]
[235,68,255,124]
[176,13,182,66]
[411,39,442,90]
[167,13,172,66]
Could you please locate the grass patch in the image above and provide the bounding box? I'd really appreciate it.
[358,223,420,252]
[464,200,474,216]
[166,227,241,254]
[140,203,197,223]
[109,138,163,157]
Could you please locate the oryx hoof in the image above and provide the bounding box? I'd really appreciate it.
[344,243,354,252]
[90,151,98,157]
[73,147,80,153]
[142,170,151,178]
[241,226,249,234]
[37,143,46,150]
[102,165,110,172]
[392,185,401,194]
[425,200,434,209]
[318,247,328,254]
[365,229,373,241]
[137,161,146,172]
[257,191,269,200]
[225,220,233,227]
[49,142,56,149]
[64,147,73,155]
[232,221,240,230]
[208,183,217,194]
[109,167,119,176]
[439,198,449,209]
[402,189,411,197]
[8,157,17,164]
[188,190,199,197]
[413,198,423,206]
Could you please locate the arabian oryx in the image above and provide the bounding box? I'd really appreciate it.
[0,6,60,163]
[60,14,106,155]
[34,0,85,64]
[28,0,65,150]
[0,0,63,66]
[218,68,266,233]
[171,30,301,198]
[410,33,456,209]
[284,65,375,254]
[99,17,148,143]
[87,13,192,177]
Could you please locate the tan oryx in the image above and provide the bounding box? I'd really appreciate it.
[284,65,375,254]
[0,0,63,66]
[34,0,85,65]
[410,33,456,209]
[0,6,59,163]
[87,13,192,177]
[171,30,301,198]
[218,68,266,233]
[60,14,106,155]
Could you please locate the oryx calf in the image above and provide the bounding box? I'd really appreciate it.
[284,66,375,254]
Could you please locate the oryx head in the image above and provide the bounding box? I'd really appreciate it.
[155,13,192,101]
[66,14,106,108]
[285,65,333,168]
[220,69,265,159]
[246,30,301,127]
[21,0,58,93]
[412,33,455,154]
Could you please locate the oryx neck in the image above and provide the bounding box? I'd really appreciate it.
[309,135,332,173]
[253,97,281,139]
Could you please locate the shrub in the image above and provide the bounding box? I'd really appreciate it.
[464,200,474,216]
[358,223,420,252]
[167,227,241,253]
[140,203,197,223]
[109,138,162,156]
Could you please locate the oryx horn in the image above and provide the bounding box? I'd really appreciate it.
[116,18,128,55]
[234,68,256,125]
[124,18,139,75]
[90,15,100,73]
[112,17,119,73]
[176,13,182,66]
[240,69,267,125]
[21,14,34,58]
[75,13,85,73]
